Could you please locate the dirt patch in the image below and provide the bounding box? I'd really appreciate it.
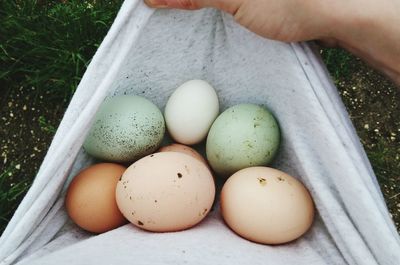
[0,85,69,230]
[324,54,400,230]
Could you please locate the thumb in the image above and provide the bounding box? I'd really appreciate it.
[144,0,243,15]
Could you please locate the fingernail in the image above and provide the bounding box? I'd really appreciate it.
[145,0,169,8]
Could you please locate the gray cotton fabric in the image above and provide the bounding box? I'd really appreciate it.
[1,1,400,264]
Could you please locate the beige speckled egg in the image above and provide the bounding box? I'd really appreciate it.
[116,152,215,232]
[220,167,314,245]
[159,143,208,166]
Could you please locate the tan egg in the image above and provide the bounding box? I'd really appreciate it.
[65,163,127,233]
[159,143,208,165]
[220,167,314,245]
[116,152,215,232]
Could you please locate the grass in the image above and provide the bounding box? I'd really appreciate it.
[1,0,399,234]
[320,48,352,82]
[0,0,122,100]
[38,115,57,133]
[0,164,30,224]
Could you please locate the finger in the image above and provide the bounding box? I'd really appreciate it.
[144,0,244,15]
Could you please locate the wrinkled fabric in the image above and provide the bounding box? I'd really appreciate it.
[1,1,399,264]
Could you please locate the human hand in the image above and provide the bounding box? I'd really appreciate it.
[144,0,400,84]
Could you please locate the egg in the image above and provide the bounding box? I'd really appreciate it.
[159,143,207,166]
[84,95,165,163]
[65,163,127,233]
[206,104,280,177]
[220,167,314,245]
[164,80,219,145]
[116,152,215,232]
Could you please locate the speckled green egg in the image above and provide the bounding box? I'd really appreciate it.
[84,96,165,163]
[206,104,280,177]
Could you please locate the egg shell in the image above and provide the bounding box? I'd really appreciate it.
[83,95,165,163]
[158,143,208,166]
[116,152,215,232]
[164,80,219,145]
[206,104,280,177]
[220,167,314,245]
[65,163,127,233]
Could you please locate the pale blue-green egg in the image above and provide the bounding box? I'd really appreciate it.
[84,96,165,163]
[206,104,280,177]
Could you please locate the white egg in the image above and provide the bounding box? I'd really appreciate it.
[164,80,219,145]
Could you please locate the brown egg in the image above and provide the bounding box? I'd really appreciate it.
[116,152,215,232]
[221,167,314,245]
[158,143,208,165]
[65,163,127,233]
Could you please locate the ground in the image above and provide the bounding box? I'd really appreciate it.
[0,1,399,234]
[321,49,400,228]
